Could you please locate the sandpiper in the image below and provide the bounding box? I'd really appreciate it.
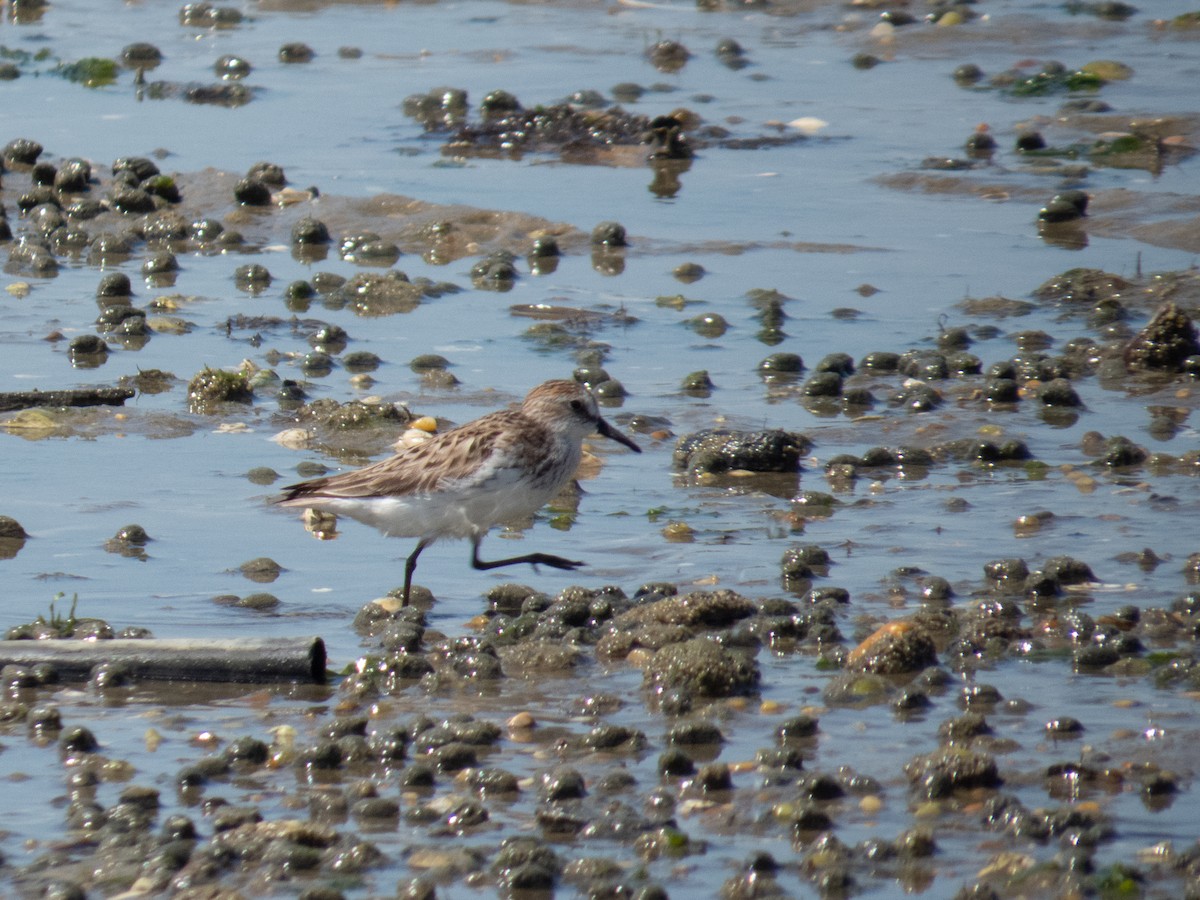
[276,379,641,605]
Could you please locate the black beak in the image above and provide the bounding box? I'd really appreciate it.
[596,415,641,453]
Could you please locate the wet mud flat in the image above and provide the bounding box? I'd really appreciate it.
[4,0,1200,898]
[4,157,1200,897]
[8,521,1200,900]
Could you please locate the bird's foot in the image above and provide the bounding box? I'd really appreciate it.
[539,554,585,571]
[472,548,586,573]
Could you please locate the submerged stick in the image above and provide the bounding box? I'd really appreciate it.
[0,387,136,412]
[0,636,327,684]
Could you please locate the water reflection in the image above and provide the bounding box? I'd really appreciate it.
[0,536,26,560]
[591,247,626,276]
[1038,220,1089,250]
[648,158,689,199]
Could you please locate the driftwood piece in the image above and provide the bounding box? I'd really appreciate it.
[0,387,136,412]
[0,636,327,684]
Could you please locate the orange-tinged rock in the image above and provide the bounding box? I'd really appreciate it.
[847,620,937,674]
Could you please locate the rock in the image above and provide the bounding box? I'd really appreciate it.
[643,638,759,699]
[674,429,811,475]
[615,590,756,628]
[846,621,937,675]
[1125,303,1200,372]
[906,746,1002,799]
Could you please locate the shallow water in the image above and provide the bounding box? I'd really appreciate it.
[2,0,1200,896]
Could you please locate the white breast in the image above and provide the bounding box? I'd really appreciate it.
[300,462,568,542]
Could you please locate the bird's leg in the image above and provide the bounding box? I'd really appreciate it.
[470,535,584,573]
[403,537,432,606]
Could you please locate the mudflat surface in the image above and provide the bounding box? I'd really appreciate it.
[2,1,1200,897]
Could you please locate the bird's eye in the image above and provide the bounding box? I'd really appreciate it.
[569,399,585,412]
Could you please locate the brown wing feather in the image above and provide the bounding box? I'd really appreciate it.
[277,410,521,502]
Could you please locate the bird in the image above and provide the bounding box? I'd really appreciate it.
[275,379,641,605]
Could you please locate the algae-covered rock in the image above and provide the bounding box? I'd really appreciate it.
[1041,556,1095,586]
[293,398,410,431]
[615,590,756,629]
[58,57,119,87]
[846,621,937,675]
[0,516,27,539]
[338,272,426,317]
[674,429,810,475]
[643,638,759,699]
[1124,303,1200,372]
[906,746,1002,799]
[187,367,253,408]
[1034,267,1129,305]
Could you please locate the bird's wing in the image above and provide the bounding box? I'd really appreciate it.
[277,413,514,502]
